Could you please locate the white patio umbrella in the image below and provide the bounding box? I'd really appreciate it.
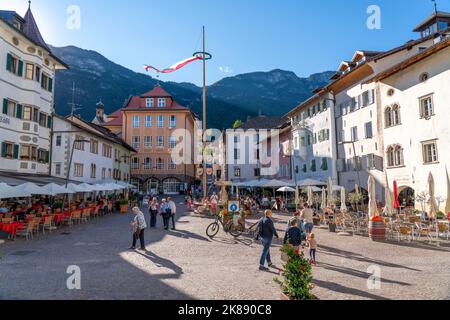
[383,187,394,217]
[340,188,348,213]
[78,183,96,192]
[368,175,378,218]
[42,183,75,195]
[297,178,327,187]
[277,187,296,193]
[13,183,55,196]
[321,187,327,209]
[94,184,114,192]
[67,183,90,193]
[307,186,314,207]
[327,177,334,208]
[0,183,31,199]
[428,172,439,219]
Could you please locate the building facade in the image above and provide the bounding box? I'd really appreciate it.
[0,7,67,177]
[52,115,135,184]
[105,85,196,194]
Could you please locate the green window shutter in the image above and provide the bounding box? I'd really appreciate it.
[18,60,23,77]
[6,53,12,72]
[1,142,6,158]
[47,116,52,128]
[41,76,45,88]
[16,104,23,119]
[13,144,19,159]
[48,78,53,92]
[45,150,50,163]
[3,99,8,115]
[33,108,38,122]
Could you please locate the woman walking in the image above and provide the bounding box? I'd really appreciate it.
[160,199,170,230]
[257,210,279,271]
[130,207,147,251]
[149,197,159,228]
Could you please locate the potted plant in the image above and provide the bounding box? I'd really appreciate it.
[274,244,316,300]
[436,211,445,220]
[119,199,129,214]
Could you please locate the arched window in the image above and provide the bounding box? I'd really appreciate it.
[385,107,393,128]
[144,157,152,170]
[394,145,404,166]
[392,104,401,126]
[131,157,140,170]
[387,146,395,167]
[387,145,404,167]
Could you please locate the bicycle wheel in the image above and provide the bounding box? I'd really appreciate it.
[228,222,243,238]
[206,222,220,238]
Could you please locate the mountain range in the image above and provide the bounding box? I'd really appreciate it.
[51,45,334,129]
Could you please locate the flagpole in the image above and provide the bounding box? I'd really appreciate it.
[202,26,208,201]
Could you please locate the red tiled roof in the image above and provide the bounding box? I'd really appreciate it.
[108,109,123,118]
[105,109,123,126]
[141,85,172,97]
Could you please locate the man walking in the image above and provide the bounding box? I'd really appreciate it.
[167,197,177,231]
[257,210,279,271]
[301,203,315,235]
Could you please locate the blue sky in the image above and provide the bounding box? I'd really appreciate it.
[4,0,450,86]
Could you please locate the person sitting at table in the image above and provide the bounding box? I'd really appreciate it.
[0,202,8,214]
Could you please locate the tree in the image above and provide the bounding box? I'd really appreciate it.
[232,120,243,129]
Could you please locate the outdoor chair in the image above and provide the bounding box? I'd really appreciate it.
[26,214,36,221]
[16,222,34,241]
[42,216,56,234]
[61,212,73,226]
[398,225,413,242]
[81,209,90,223]
[415,222,433,243]
[2,218,13,224]
[32,217,42,236]
[4,213,13,219]
[92,207,99,219]
[72,211,82,225]
[437,223,449,241]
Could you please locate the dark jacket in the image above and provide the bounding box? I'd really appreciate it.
[258,217,279,240]
[284,227,302,247]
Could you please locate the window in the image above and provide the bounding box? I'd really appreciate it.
[39,112,47,127]
[145,115,152,127]
[90,139,98,154]
[169,136,177,149]
[419,72,429,83]
[351,127,358,142]
[144,136,152,149]
[254,168,261,177]
[387,89,395,97]
[74,135,85,151]
[90,164,97,178]
[234,148,240,160]
[2,99,16,117]
[157,115,164,128]
[385,107,393,128]
[392,104,401,125]
[365,122,373,139]
[169,115,177,128]
[131,157,140,170]
[74,163,84,177]
[32,107,39,122]
[338,130,345,144]
[158,98,166,107]
[386,145,404,167]
[157,136,164,147]
[362,91,370,107]
[25,63,34,80]
[102,144,112,158]
[1,142,15,159]
[145,98,154,108]
[419,95,434,119]
[300,137,306,147]
[157,158,164,170]
[37,148,47,163]
[55,163,62,176]
[133,116,141,128]
[6,53,22,76]
[144,157,152,170]
[102,168,106,179]
[35,66,41,83]
[294,137,298,149]
[132,136,140,149]
[422,141,438,164]
[366,154,376,170]
[234,167,241,177]
[41,73,53,92]
[168,159,176,170]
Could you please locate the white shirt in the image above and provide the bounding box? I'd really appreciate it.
[134,212,147,230]
[168,201,177,214]
[301,208,314,224]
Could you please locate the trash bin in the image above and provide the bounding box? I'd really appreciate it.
[328,223,336,233]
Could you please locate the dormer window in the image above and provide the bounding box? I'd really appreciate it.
[158,98,166,108]
[146,98,154,108]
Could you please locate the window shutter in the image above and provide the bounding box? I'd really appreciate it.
[18,60,24,77]
[369,90,375,104]
[16,104,23,119]
[48,78,53,92]
[6,53,12,72]
[33,108,38,122]
[13,144,19,159]
[47,116,52,128]
[3,99,8,114]
[1,142,6,158]
[45,150,50,163]
[41,75,45,88]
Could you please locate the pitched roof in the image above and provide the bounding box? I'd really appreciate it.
[413,11,450,32]
[238,116,287,130]
[23,7,49,51]
[141,85,172,97]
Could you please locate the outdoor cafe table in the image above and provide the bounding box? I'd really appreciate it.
[0,221,25,237]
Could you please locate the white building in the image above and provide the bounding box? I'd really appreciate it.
[287,91,338,185]
[372,36,450,211]
[52,115,135,185]
[0,6,67,177]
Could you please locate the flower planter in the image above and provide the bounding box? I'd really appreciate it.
[313,218,321,226]
[328,222,337,233]
[120,204,129,214]
[369,220,386,242]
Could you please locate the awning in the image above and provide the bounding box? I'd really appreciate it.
[296,179,327,187]
[42,183,75,195]
[0,171,82,187]
[0,183,31,199]
[13,183,55,196]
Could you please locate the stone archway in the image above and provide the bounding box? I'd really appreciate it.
[398,186,415,208]
[162,178,182,195]
[145,178,161,195]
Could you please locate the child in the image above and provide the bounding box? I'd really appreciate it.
[307,233,318,265]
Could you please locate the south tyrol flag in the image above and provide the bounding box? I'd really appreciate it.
[144,55,202,74]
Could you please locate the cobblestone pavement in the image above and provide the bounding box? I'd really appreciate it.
[0,197,449,300]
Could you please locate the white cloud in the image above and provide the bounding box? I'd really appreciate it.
[219,66,233,74]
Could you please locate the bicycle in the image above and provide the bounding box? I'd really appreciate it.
[206,215,243,238]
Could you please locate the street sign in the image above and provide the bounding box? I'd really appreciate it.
[228,201,239,213]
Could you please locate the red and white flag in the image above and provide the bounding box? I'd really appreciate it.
[144,55,202,74]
